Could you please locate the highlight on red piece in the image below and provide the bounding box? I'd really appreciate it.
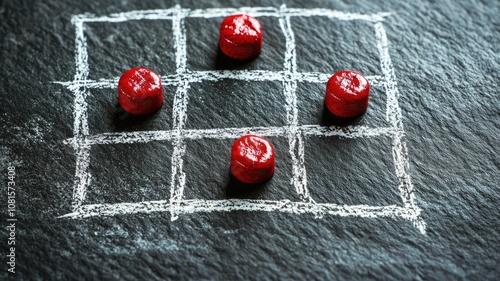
[230,135,275,184]
[324,70,370,118]
[118,67,163,115]
[219,14,263,60]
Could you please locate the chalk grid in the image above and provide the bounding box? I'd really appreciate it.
[56,5,426,234]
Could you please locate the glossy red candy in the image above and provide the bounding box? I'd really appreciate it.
[118,67,163,115]
[219,14,263,60]
[325,70,370,118]
[230,135,275,184]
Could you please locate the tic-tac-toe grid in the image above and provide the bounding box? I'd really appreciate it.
[57,5,426,234]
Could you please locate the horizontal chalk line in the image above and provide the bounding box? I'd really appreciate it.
[53,72,384,89]
[62,125,398,146]
[58,199,418,221]
[72,7,390,23]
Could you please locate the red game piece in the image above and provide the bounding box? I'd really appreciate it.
[118,67,163,115]
[219,14,263,60]
[325,70,370,118]
[230,135,275,184]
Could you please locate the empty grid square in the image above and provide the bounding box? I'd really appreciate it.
[296,82,388,127]
[293,17,381,75]
[87,87,175,134]
[304,136,401,206]
[185,80,286,129]
[185,16,286,71]
[85,142,172,205]
[85,20,176,79]
[182,137,299,201]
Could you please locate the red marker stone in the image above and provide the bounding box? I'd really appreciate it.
[325,70,370,118]
[219,14,263,60]
[118,67,163,115]
[230,135,275,184]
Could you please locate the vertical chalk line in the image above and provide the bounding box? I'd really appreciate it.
[169,5,190,221]
[71,19,89,137]
[374,22,426,234]
[70,18,92,210]
[279,5,313,204]
[72,142,91,209]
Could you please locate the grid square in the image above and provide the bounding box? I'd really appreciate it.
[304,136,401,206]
[296,82,389,127]
[185,16,286,71]
[185,80,286,129]
[85,142,172,205]
[87,87,175,134]
[85,20,176,79]
[293,17,381,74]
[182,137,299,201]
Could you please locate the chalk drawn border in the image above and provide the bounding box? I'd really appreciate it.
[54,5,426,234]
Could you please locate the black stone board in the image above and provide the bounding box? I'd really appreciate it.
[0,0,499,280]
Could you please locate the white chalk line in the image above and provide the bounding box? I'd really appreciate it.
[374,22,426,234]
[72,19,90,138]
[58,199,413,219]
[70,19,92,210]
[173,5,188,73]
[53,72,384,89]
[170,83,189,221]
[71,143,91,210]
[169,6,189,221]
[63,125,398,147]
[73,6,390,23]
[375,23,411,205]
[280,6,312,204]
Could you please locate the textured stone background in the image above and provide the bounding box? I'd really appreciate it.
[0,0,498,280]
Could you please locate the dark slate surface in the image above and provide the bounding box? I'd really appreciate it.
[1,0,499,280]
